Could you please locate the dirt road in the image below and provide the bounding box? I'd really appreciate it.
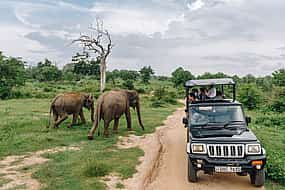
[121,107,265,190]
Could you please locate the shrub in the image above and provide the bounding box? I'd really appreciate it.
[122,80,134,90]
[171,67,194,87]
[237,83,263,110]
[255,115,285,129]
[136,88,145,94]
[0,53,26,99]
[150,87,177,107]
[272,68,285,87]
[271,87,285,113]
[32,59,62,82]
[139,66,154,84]
[83,160,110,177]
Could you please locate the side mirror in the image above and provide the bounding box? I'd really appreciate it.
[246,116,251,125]
[182,117,188,128]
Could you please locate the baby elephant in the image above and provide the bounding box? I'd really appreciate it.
[47,92,94,128]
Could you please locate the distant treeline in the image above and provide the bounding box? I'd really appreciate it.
[0,52,284,113]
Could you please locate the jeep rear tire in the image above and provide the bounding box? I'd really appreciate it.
[188,157,198,182]
[250,169,265,187]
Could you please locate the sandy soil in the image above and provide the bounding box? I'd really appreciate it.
[0,146,80,190]
[117,106,265,190]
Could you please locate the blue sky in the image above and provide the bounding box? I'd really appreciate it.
[0,0,284,76]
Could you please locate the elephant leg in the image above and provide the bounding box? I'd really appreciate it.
[53,113,59,128]
[68,114,78,128]
[113,118,120,134]
[55,114,68,128]
[125,109,132,131]
[103,120,111,137]
[79,110,86,125]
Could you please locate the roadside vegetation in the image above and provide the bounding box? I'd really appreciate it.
[0,51,284,189]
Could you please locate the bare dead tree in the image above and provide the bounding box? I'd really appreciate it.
[72,19,113,92]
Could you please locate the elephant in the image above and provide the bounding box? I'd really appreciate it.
[47,92,94,128]
[88,89,144,140]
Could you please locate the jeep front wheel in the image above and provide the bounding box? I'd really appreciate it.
[188,157,198,182]
[250,169,265,187]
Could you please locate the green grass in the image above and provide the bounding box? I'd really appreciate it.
[246,110,285,189]
[0,178,12,187]
[0,93,180,189]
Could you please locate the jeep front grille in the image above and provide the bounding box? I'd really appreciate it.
[207,144,244,158]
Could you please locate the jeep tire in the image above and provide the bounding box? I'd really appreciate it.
[188,157,198,182]
[250,169,265,187]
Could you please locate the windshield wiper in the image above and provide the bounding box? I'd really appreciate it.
[192,122,224,129]
[223,121,246,128]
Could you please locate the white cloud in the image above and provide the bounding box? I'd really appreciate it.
[187,0,205,11]
[0,0,284,76]
[90,2,183,35]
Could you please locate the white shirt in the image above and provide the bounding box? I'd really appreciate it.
[207,87,216,98]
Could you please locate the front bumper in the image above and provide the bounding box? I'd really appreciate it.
[188,153,266,173]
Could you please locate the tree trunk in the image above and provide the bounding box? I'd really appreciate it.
[100,57,107,92]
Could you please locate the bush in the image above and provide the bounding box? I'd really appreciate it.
[83,161,110,177]
[255,115,285,129]
[122,80,134,90]
[237,83,263,110]
[136,88,145,94]
[171,67,194,87]
[0,53,26,99]
[271,87,285,113]
[272,69,285,87]
[139,66,154,84]
[150,87,177,107]
[31,59,62,82]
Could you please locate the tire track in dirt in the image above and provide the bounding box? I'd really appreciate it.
[118,106,265,190]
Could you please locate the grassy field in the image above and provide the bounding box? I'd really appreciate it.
[246,110,285,189]
[1,78,284,189]
[0,94,180,189]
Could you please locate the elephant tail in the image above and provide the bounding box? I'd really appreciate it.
[47,94,62,128]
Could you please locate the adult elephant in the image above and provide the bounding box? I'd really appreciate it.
[47,92,94,128]
[88,90,144,140]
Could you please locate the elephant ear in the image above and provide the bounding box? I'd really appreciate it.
[128,91,138,105]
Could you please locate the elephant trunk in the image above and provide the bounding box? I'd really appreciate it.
[136,102,144,130]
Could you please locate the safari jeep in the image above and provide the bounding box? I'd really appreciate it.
[183,78,266,187]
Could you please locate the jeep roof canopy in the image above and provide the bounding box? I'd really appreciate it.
[185,78,236,102]
[185,78,235,87]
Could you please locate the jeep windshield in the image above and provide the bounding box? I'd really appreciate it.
[189,105,246,129]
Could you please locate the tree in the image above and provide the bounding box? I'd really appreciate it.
[72,19,113,92]
[122,80,134,90]
[33,59,62,82]
[140,66,154,84]
[0,52,25,99]
[238,84,263,110]
[171,67,194,87]
[119,70,139,81]
[242,74,256,84]
[197,72,229,79]
[272,68,285,87]
[271,87,285,112]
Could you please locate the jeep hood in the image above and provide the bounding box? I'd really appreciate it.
[191,128,258,142]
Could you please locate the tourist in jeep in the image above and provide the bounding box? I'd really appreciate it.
[207,85,216,98]
[198,87,207,101]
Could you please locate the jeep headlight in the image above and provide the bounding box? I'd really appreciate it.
[191,143,207,154]
[246,144,261,155]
